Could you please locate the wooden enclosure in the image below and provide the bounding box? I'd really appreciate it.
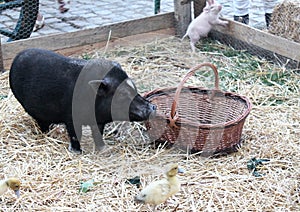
[211,22,300,69]
[0,0,299,69]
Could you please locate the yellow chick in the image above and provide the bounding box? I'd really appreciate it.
[0,178,21,198]
[134,163,184,210]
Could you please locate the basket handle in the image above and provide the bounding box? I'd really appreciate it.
[168,62,220,129]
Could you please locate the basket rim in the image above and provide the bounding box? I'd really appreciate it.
[143,86,252,129]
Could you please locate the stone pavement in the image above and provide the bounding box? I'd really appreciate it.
[34,0,175,37]
[0,0,278,43]
[0,0,174,42]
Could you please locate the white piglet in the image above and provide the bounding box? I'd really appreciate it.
[182,0,228,52]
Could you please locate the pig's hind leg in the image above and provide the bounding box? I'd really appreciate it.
[91,124,106,151]
[190,41,196,52]
[190,38,199,52]
[189,34,201,52]
[65,122,82,154]
[35,119,51,132]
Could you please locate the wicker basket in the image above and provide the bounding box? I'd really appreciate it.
[144,63,252,154]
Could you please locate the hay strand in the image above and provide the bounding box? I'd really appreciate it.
[0,35,299,211]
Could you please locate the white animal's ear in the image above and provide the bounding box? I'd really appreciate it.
[204,0,211,11]
[204,3,210,11]
[88,80,107,95]
[211,0,215,5]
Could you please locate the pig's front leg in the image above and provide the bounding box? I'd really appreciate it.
[91,124,106,151]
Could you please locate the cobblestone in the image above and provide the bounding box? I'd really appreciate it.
[0,0,279,43]
[0,0,173,43]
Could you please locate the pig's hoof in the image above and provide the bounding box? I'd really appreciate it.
[95,144,107,152]
[68,145,83,154]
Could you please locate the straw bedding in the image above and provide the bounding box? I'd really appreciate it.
[0,36,299,211]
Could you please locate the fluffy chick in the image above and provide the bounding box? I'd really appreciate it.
[134,163,184,210]
[0,178,21,198]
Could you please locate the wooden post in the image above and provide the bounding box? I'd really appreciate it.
[193,0,206,17]
[0,38,4,72]
[173,0,191,37]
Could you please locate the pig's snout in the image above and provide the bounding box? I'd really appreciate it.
[129,96,157,122]
[218,5,222,11]
[149,103,157,118]
[142,101,157,120]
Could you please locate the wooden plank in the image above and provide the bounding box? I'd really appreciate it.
[2,12,175,62]
[2,28,175,70]
[57,28,175,57]
[173,0,191,37]
[0,39,4,72]
[212,19,300,62]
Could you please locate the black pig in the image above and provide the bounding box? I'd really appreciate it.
[9,48,156,153]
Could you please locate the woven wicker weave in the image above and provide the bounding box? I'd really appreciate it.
[144,63,252,154]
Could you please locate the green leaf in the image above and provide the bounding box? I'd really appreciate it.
[79,179,95,193]
[81,53,93,60]
[247,158,270,177]
[0,95,7,100]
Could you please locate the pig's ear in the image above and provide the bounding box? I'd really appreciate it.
[88,80,108,95]
[112,61,122,69]
[206,0,212,6]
